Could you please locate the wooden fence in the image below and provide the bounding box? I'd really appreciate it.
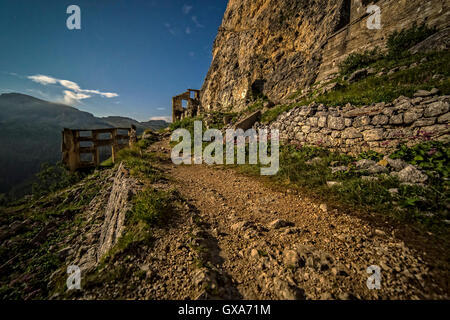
[62,126,137,171]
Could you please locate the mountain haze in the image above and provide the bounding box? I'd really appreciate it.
[0,93,168,197]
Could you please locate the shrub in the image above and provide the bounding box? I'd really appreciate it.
[358,150,384,162]
[339,48,382,75]
[32,162,83,197]
[169,116,200,132]
[387,23,437,58]
[390,141,450,179]
[130,188,173,227]
[261,104,293,123]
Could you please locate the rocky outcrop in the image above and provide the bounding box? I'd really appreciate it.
[201,0,449,112]
[71,163,141,273]
[97,163,140,260]
[262,93,450,154]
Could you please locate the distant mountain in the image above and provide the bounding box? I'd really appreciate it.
[0,93,168,197]
[101,116,168,132]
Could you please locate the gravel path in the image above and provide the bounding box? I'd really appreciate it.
[151,139,449,300]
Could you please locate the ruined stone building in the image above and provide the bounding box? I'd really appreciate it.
[172,89,201,122]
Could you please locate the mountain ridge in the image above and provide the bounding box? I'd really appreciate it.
[0,92,169,197]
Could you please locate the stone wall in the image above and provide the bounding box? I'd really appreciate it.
[266,93,450,155]
[317,0,450,82]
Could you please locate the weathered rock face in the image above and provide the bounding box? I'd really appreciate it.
[97,163,140,261]
[201,0,349,112]
[201,0,450,112]
[261,94,450,155]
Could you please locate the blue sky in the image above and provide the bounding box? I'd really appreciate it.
[0,0,228,122]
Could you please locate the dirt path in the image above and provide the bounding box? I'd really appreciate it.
[151,139,449,300]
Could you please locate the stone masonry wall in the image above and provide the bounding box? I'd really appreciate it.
[316,0,450,82]
[266,93,450,155]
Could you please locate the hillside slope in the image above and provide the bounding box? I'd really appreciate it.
[0,93,168,197]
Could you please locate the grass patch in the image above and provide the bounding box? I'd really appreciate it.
[339,48,382,75]
[234,142,449,236]
[303,51,450,107]
[387,23,437,58]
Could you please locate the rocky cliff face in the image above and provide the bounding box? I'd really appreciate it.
[201,0,450,112]
[201,0,349,111]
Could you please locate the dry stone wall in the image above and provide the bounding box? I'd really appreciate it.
[265,93,450,155]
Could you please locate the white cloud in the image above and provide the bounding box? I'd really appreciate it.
[59,79,81,91]
[27,74,118,104]
[156,107,166,111]
[28,74,58,85]
[192,16,204,28]
[182,5,193,15]
[63,90,91,105]
[149,116,172,123]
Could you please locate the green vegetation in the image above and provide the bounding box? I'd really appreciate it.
[387,23,437,58]
[261,104,292,124]
[261,24,446,124]
[0,170,104,299]
[339,48,382,75]
[390,141,449,179]
[31,162,84,198]
[357,150,384,162]
[101,188,175,263]
[130,188,174,227]
[169,116,202,133]
[261,50,450,123]
[116,144,162,182]
[234,142,449,235]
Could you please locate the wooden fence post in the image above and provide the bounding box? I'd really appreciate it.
[111,128,118,164]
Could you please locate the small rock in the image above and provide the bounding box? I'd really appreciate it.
[391,165,428,184]
[273,278,306,300]
[430,88,440,95]
[250,249,259,259]
[231,221,253,232]
[348,69,368,83]
[355,159,377,170]
[319,203,328,212]
[367,164,389,174]
[283,250,304,268]
[386,158,408,171]
[414,89,432,97]
[388,188,399,195]
[362,176,379,182]
[326,181,343,188]
[331,166,348,174]
[268,219,294,229]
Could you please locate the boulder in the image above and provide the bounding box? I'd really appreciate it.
[348,69,368,83]
[355,159,377,170]
[268,219,294,229]
[391,165,428,184]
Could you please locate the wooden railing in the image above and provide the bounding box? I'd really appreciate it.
[62,126,137,171]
